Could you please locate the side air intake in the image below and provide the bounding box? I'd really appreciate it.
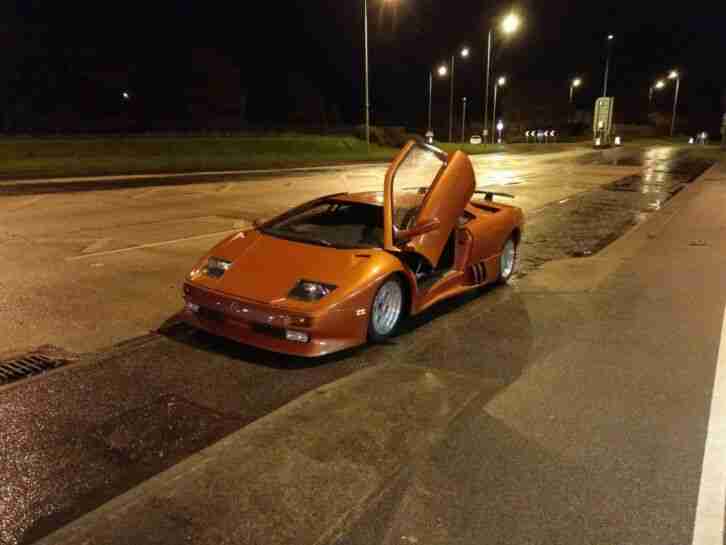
[469,262,487,285]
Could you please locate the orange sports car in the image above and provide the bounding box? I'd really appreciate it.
[181,140,524,357]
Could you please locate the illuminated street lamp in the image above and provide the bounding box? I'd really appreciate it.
[569,77,582,103]
[427,64,449,134]
[121,91,130,101]
[484,12,522,143]
[448,46,471,142]
[492,76,506,143]
[668,69,681,137]
[648,79,665,106]
[603,34,615,97]
[568,78,582,123]
[501,13,521,35]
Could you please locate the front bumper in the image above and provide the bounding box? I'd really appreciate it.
[181,282,367,357]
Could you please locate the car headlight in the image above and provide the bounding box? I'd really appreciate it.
[203,257,233,278]
[288,280,337,301]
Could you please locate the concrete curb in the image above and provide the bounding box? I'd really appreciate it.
[0,162,390,187]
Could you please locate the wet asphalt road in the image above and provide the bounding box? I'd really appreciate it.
[0,145,718,544]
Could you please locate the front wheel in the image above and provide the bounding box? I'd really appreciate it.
[368,276,405,342]
[497,237,517,284]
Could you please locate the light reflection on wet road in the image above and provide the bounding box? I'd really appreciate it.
[518,146,713,272]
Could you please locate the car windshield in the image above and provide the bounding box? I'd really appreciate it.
[391,144,447,230]
[261,199,383,249]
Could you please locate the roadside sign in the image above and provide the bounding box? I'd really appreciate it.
[593,97,615,145]
[592,97,615,136]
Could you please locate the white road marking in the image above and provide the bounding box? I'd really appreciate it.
[81,238,112,254]
[66,229,238,261]
[692,305,726,545]
[131,187,163,200]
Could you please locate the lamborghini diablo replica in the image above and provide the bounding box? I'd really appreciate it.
[181,141,524,357]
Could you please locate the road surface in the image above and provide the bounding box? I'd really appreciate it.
[1,145,724,545]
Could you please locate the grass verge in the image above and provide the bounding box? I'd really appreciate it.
[0,134,603,181]
[0,135,397,180]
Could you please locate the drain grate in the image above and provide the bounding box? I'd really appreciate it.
[0,347,77,385]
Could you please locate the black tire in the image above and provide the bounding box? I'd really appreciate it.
[367,276,406,342]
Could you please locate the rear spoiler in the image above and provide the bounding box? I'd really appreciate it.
[473,190,515,202]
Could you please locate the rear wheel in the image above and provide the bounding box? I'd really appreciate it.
[497,237,517,284]
[368,276,405,342]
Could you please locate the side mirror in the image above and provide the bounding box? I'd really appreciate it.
[395,218,440,243]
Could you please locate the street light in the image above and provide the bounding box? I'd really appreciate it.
[363,0,371,152]
[448,46,471,142]
[496,120,504,144]
[501,13,521,35]
[461,97,468,142]
[603,34,614,97]
[484,12,522,143]
[427,64,449,135]
[569,78,582,123]
[362,0,397,152]
[492,76,506,144]
[569,77,582,103]
[668,69,681,137]
[649,79,665,106]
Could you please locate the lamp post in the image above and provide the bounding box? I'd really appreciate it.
[427,64,448,136]
[649,79,665,106]
[603,34,614,97]
[363,0,370,152]
[568,78,582,123]
[428,71,433,133]
[447,47,470,142]
[668,70,681,137]
[461,97,468,142]
[492,76,506,142]
[569,77,582,103]
[484,12,521,143]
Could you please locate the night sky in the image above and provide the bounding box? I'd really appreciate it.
[2,1,725,132]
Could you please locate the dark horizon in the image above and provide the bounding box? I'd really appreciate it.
[2,1,725,133]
